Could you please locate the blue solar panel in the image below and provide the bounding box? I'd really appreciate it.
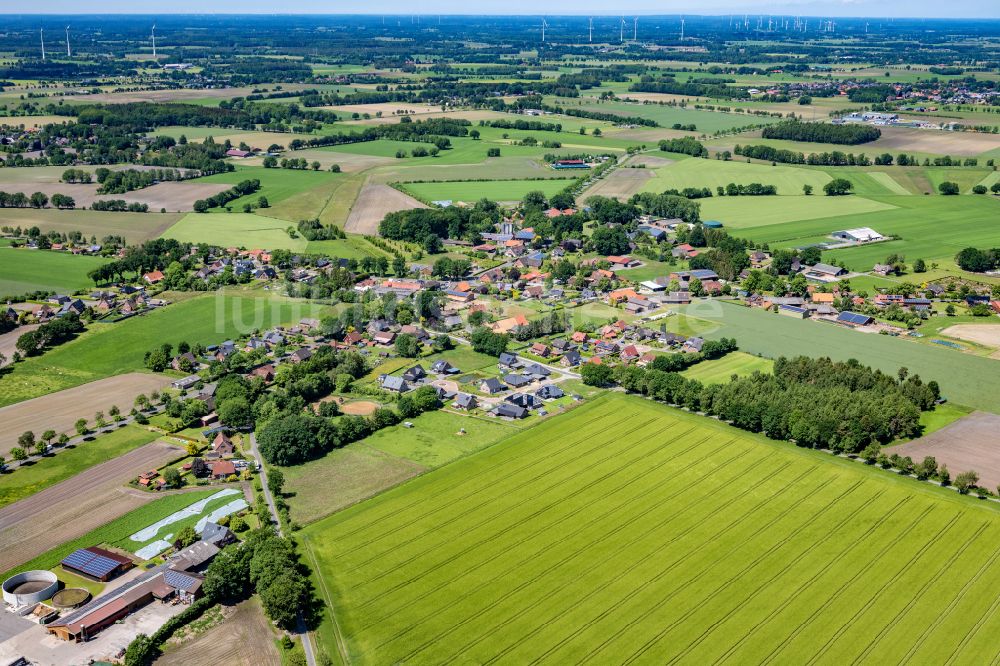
[61,549,120,577]
[164,570,198,591]
[838,312,871,325]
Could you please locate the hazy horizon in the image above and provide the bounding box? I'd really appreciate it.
[4,4,999,20]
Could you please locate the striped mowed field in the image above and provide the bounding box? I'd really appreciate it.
[304,393,1000,664]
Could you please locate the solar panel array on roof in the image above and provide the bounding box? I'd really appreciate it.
[163,569,199,592]
[837,311,872,325]
[62,549,121,579]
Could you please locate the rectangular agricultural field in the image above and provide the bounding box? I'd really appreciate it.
[0,248,109,295]
[304,394,1000,665]
[676,301,1000,413]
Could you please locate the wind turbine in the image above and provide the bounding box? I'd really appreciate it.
[541,18,547,43]
[633,17,638,42]
[40,28,46,62]
[588,17,593,43]
[65,25,71,57]
[619,16,625,44]
[151,23,157,59]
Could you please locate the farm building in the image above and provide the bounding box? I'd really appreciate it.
[552,159,590,169]
[831,227,884,243]
[47,567,203,642]
[60,547,133,582]
[804,263,848,281]
[837,311,875,327]
[779,305,810,319]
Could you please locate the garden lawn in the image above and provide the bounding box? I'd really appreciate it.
[1,490,216,579]
[0,291,318,407]
[401,179,571,203]
[0,425,159,509]
[676,301,1000,414]
[0,248,110,295]
[303,393,1000,664]
[681,351,774,384]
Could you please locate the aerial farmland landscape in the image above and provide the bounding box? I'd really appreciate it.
[0,5,1000,666]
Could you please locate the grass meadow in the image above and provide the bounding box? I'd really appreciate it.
[303,394,1000,664]
[546,98,783,133]
[0,248,109,295]
[161,212,309,251]
[733,195,1000,273]
[676,301,1000,413]
[0,425,160,509]
[641,158,832,195]
[681,351,774,384]
[695,194,897,229]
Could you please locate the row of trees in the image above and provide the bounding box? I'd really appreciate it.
[761,120,882,145]
[0,191,74,209]
[657,137,708,157]
[95,167,187,194]
[91,199,148,212]
[193,178,261,213]
[584,356,938,453]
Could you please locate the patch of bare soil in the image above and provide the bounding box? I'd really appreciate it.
[940,324,1000,349]
[892,411,1000,490]
[0,373,173,457]
[155,599,281,666]
[345,181,427,235]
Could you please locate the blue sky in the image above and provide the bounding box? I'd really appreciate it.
[9,2,999,18]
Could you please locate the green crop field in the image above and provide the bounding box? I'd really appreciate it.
[676,301,1000,413]
[0,248,109,295]
[0,425,160,509]
[0,291,322,407]
[681,351,774,384]
[303,394,1000,664]
[401,178,572,202]
[641,158,832,196]
[546,98,783,133]
[161,212,308,250]
[696,195,897,229]
[195,165,341,209]
[734,195,1000,273]
[1,489,216,579]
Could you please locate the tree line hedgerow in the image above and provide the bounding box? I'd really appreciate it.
[583,355,939,453]
[761,120,882,145]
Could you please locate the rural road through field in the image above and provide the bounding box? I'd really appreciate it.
[249,433,321,666]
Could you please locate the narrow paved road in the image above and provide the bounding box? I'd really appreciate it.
[249,433,319,666]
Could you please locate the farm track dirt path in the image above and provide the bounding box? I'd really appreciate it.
[0,440,182,573]
[345,181,427,235]
[0,373,173,457]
